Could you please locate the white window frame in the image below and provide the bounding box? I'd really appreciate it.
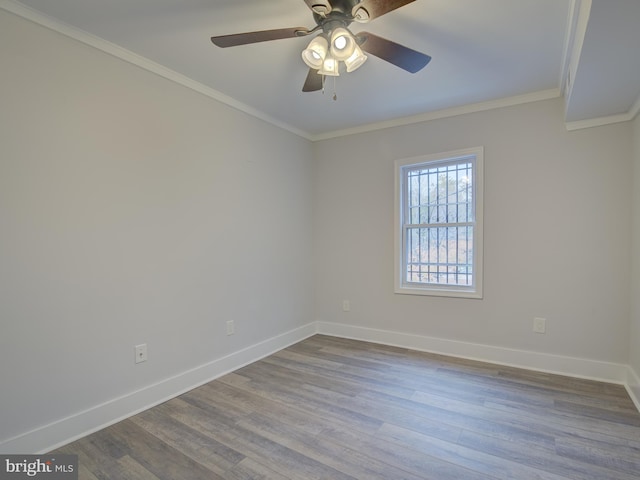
[394,147,484,299]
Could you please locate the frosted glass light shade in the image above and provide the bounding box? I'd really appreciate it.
[330,27,356,61]
[344,44,368,72]
[319,55,340,76]
[302,36,329,69]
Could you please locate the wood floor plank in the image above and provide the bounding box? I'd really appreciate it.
[553,399,640,426]
[189,381,327,437]
[156,395,358,480]
[57,436,155,480]
[52,334,640,479]
[317,425,496,480]
[360,388,558,452]
[104,419,224,480]
[229,366,385,436]
[129,407,245,476]
[266,349,436,400]
[483,398,640,442]
[457,428,640,480]
[115,455,165,480]
[237,411,426,480]
[376,423,573,480]
[555,434,640,476]
[223,457,291,480]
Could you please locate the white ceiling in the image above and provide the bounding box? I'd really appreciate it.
[3,0,639,139]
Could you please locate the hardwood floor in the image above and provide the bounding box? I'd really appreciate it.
[54,335,640,479]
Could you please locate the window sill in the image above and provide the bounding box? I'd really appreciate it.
[395,284,483,299]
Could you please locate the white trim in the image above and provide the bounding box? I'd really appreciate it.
[0,322,317,454]
[394,148,484,299]
[627,365,640,412]
[311,89,561,141]
[316,321,631,385]
[0,0,313,141]
[565,111,635,131]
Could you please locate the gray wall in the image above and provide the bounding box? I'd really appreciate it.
[0,10,314,446]
[313,98,632,363]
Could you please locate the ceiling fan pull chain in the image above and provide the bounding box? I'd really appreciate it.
[333,76,337,101]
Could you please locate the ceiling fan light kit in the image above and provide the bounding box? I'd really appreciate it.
[302,35,329,69]
[302,26,367,76]
[211,0,431,93]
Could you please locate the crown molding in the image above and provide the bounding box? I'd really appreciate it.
[310,89,562,141]
[0,0,313,141]
[565,111,635,131]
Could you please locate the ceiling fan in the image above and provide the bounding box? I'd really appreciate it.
[211,0,431,93]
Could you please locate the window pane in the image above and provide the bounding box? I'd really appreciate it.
[405,226,474,286]
[403,159,474,287]
[406,162,473,225]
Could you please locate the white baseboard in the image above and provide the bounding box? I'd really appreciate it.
[316,322,630,385]
[0,322,317,454]
[2,320,637,453]
[627,366,640,411]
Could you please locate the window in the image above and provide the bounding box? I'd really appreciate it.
[395,147,483,298]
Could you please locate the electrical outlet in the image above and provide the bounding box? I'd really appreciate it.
[226,320,235,336]
[135,344,148,364]
[533,317,546,334]
[342,300,351,312]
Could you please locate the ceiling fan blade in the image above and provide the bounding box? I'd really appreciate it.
[211,27,310,48]
[352,0,415,21]
[302,68,324,92]
[358,31,431,73]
